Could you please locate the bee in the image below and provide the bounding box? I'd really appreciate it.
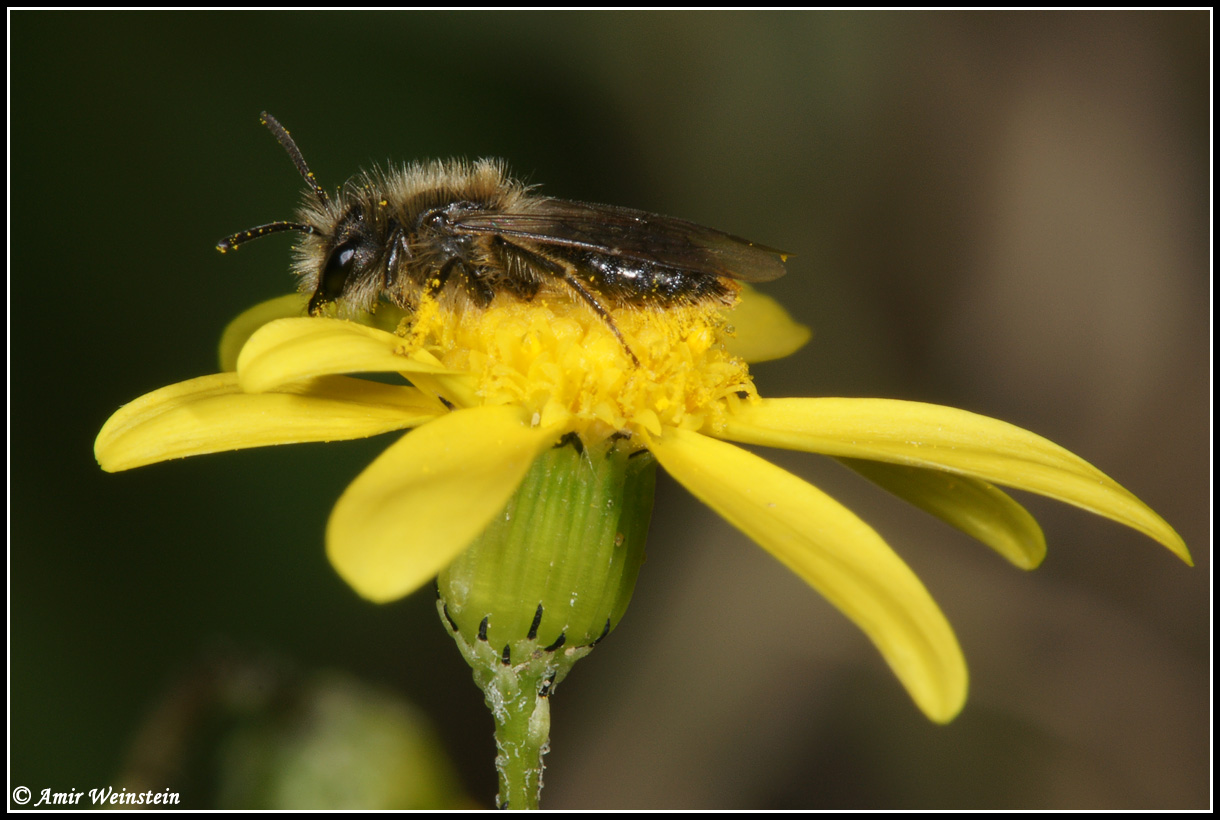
[218,112,789,358]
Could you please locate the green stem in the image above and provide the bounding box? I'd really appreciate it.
[437,436,656,809]
[439,603,588,810]
[489,663,550,810]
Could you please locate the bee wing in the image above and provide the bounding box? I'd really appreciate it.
[451,199,789,283]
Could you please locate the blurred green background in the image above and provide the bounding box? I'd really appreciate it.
[11,11,1208,809]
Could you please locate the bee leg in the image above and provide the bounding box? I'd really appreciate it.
[460,265,497,308]
[488,237,542,300]
[494,238,642,366]
[429,258,457,296]
[383,222,410,290]
[428,253,495,307]
[552,270,642,366]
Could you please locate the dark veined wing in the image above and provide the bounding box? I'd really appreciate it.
[451,198,789,283]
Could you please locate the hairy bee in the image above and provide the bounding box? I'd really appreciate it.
[218,113,789,353]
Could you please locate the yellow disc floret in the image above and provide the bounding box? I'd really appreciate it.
[399,292,758,446]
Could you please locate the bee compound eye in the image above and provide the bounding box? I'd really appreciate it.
[312,240,361,311]
[333,245,357,269]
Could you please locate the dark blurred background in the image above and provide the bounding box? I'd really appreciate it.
[11,11,1208,809]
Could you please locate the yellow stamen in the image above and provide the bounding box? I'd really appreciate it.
[399,293,758,444]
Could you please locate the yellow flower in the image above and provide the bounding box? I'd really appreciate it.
[94,287,1190,725]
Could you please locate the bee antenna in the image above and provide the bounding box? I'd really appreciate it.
[259,111,331,207]
[216,220,317,253]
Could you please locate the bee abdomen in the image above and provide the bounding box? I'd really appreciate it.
[566,249,733,306]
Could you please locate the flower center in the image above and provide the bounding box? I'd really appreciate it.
[401,291,758,444]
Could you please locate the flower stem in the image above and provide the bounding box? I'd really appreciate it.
[489,660,550,810]
[439,604,582,809]
[437,435,656,808]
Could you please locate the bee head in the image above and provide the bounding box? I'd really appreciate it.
[217,112,378,315]
[304,201,392,315]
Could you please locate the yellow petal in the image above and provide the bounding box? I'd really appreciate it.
[648,427,968,724]
[327,405,564,603]
[95,373,443,472]
[237,318,457,394]
[398,371,482,413]
[219,295,417,372]
[722,285,812,363]
[218,294,309,371]
[722,399,1191,565]
[838,458,1046,570]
